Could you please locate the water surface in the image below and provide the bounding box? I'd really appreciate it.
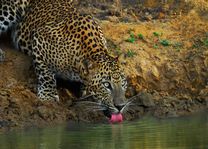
[0,111,207,149]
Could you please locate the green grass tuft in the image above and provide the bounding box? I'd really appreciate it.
[203,38,208,47]
[138,33,144,39]
[153,32,160,37]
[160,39,171,46]
[126,50,136,57]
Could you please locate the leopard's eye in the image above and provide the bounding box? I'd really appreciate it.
[121,80,127,86]
[104,82,110,88]
[121,80,127,89]
[102,82,112,91]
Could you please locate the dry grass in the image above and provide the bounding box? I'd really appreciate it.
[100,10,208,96]
[185,0,208,12]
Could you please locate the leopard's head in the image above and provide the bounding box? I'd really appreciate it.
[81,55,128,119]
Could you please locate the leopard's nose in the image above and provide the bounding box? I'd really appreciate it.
[115,104,125,112]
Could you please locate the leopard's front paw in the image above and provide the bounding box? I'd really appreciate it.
[37,91,60,102]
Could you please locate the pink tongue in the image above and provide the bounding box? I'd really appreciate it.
[109,113,123,123]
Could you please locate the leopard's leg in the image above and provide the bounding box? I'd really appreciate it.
[33,58,59,101]
[32,33,59,101]
[37,66,59,102]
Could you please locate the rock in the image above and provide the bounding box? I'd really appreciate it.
[37,106,51,120]
[150,65,160,80]
[106,16,120,23]
[120,16,136,22]
[142,12,153,21]
[107,6,122,17]
[166,110,178,118]
[157,12,166,19]
[0,120,9,128]
[205,97,208,107]
[134,92,155,107]
[0,90,9,96]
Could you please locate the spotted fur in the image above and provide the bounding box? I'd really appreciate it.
[0,0,128,114]
[0,0,29,34]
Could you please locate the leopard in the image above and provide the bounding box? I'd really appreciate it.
[0,0,130,119]
[0,0,29,34]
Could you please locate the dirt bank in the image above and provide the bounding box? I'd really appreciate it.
[0,1,208,131]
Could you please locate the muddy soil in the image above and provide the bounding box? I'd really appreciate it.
[0,0,208,131]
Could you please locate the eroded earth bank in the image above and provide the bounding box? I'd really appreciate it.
[0,0,208,131]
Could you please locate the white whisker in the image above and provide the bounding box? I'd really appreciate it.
[81,106,107,113]
[75,101,101,106]
[92,108,106,112]
[120,100,134,113]
[74,100,108,112]
[79,94,94,100]
[108,106,117,111]
[125,108,136,113]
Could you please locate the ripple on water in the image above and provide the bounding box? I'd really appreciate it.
[0,111,207,149]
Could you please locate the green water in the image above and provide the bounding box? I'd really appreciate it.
[0,112,207,149]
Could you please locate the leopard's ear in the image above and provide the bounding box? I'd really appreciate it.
[82,58,98,76]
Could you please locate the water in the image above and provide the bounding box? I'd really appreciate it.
[0,112,207,149]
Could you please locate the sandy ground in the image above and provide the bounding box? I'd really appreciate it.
[0,1,208,131]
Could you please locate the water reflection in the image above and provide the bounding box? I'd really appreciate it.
[0,111,207,149]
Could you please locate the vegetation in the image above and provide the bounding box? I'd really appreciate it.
[153,32,160,37]
[126,49,136,57]
[159,39,171,46]
[126,32,136,43]
[125,31,182,50]
[126,32,145,43]
[138,33,144,40]
[203,38,208,47]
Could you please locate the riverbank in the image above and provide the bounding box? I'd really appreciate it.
[0,0,208,131]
